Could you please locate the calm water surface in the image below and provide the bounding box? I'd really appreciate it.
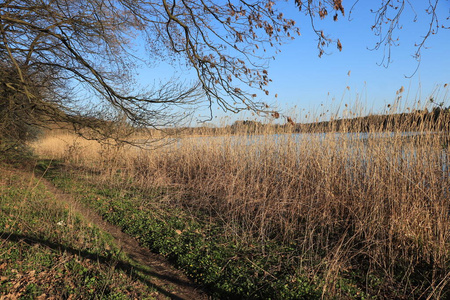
[171,131,449,183]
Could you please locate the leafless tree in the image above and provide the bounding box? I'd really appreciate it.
[0,0,446,147]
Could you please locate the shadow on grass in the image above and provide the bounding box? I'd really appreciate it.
[0,231,203,300]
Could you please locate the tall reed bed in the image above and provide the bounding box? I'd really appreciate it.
[32,109,450,298]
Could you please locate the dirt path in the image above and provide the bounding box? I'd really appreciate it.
[40,178,208,300]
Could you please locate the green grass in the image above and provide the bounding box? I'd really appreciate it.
[0,165,158,299]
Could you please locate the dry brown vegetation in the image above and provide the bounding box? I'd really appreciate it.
[31,107,450,298]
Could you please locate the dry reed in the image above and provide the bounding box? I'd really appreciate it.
[31,107,450,298]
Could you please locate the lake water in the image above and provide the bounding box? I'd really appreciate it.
[169,131,450,185]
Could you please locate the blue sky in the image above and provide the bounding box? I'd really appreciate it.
[256,0,450,123]
[138,0,450,125]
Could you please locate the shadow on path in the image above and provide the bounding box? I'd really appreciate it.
[0,231,204,300]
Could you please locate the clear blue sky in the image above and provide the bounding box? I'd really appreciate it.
[138,0,450,125]
[251,0,450,124]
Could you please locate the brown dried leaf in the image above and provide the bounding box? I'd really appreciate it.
[337,39,342,51]
[287,117,295,125]
[333,0,345,15]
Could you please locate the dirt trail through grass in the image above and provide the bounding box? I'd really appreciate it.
[39,176,208,300]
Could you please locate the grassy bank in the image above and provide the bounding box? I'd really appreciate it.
[31,109,450,299]
[0,164,162,299]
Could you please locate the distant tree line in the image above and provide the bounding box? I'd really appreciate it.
[293,107,450,133]
[167,107,450,138]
